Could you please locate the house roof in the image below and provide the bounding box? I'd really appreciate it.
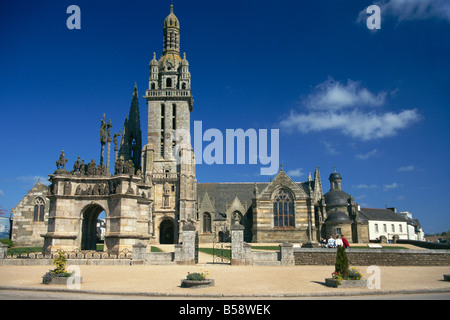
[359,208,409,222]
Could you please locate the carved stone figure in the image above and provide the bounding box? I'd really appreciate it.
[56,151,68,170]
[87,159,96,176]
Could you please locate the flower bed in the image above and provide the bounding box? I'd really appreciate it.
[325,247,366,288]
[42,249,82,285]
[181,269,214,289]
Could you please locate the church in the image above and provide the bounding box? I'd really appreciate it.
[12,5,419,253]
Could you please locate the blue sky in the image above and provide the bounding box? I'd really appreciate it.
[0,0,449,234]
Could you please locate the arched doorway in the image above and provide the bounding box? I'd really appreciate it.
[81,204,105,251]
[159,219,175,244]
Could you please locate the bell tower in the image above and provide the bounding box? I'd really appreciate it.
[143,4,196,243]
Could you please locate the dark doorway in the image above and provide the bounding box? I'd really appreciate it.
[81,204,105,250]
[160,219,175,244]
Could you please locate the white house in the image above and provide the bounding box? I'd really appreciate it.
[359,208,409,242]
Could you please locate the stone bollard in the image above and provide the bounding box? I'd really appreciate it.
[0,243,8,260]
[174,223,196,265]
[280,242,294,266]
[231,221,252,265]
[132,242,147,265]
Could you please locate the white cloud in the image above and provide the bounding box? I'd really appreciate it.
[280,78,421,141]
[16,175,50,188]
[398,165,416,172]
[281,108,421,141]
[304,78,386,111]
[356,149,378,160]
[383,182,402,191]
[286,168,304,177]
[322,141,340,155]
[0,190,4,197]
[355,184,378,189]
[358,0,450,23]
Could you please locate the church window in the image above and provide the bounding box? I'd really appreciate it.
[182,82,186,89]
[166,77,172,88]
[203,212,211,233]
[151,83,156,90]
[172,104,176,130]
[33,197,45,222]
[273,188,294,228]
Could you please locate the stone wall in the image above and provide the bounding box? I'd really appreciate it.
[294,248,450,266]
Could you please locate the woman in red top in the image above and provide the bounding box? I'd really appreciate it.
[341,235,350,248]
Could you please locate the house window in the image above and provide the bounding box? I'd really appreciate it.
[375,223,379,233]
[383,224,387,232]
[203,212,211,233]
[33,197,45,222]
[391,224,395,232]
[273,188,294,228]
[399,224,403,233]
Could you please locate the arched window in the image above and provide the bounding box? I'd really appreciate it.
[273,188,294,227]
[33,197,45,222]
[166,77,172,88]
[203,212,211,233]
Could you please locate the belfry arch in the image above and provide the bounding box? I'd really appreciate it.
[80,204,105,251]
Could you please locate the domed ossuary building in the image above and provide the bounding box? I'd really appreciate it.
[12,5,419,253]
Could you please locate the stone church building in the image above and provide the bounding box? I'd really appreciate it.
[12,5,380,253]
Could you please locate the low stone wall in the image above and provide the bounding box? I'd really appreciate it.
[294,248,450,266]
[145,252,174,265]
[1,259,132,266]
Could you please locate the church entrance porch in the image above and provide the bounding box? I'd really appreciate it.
[159,219,176,244]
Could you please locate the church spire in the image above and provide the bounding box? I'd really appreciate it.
[163,3,180,56]
[118,84,142,172]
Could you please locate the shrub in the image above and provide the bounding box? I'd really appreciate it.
[42,250,73,283]
[0,238,14,248]
[52,250,68,275]
[335,247,349,276]
[186,268,209,281]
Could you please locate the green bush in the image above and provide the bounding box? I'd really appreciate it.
[335,247,349,276]
[0,238,14,248]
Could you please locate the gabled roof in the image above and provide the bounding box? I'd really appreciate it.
[197,180,313,216]
[359,208,409,222]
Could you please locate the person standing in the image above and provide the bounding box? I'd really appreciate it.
[342,234,350,248]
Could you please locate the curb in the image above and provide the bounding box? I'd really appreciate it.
[1,286,450,299]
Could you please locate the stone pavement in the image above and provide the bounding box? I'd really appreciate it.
[1,263,449,299]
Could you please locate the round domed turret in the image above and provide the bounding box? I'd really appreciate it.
[325,209,351,223]
[324,189,351,207]
[164,5,180,29]
[329,172,342,181]
[181,52,189,66]
[150,52,159,67]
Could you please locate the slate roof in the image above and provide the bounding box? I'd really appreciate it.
[197,181,312,216]
[197,183,263,215]
[359,208,409,222]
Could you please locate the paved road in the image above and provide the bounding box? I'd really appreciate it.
[0,289,449,300]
